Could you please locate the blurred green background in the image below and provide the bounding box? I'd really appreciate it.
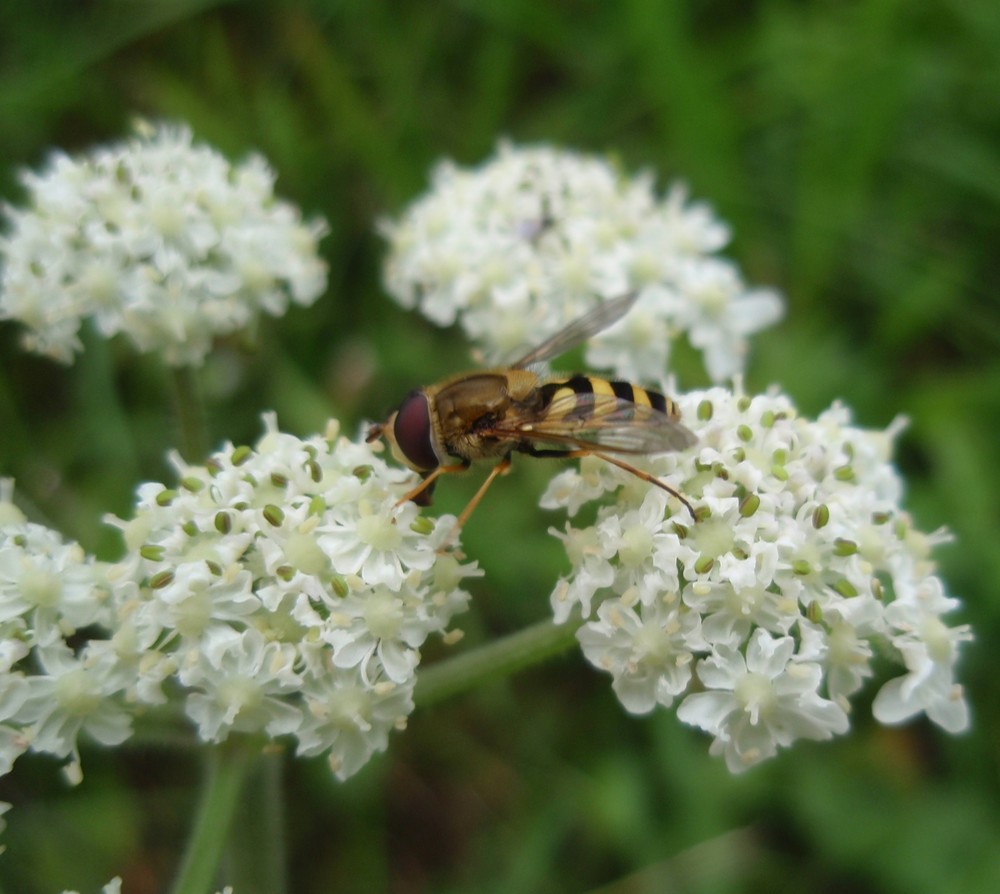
[1,1,998,892]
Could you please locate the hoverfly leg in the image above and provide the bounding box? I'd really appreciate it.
[396,462,468,508]
[437,455,513,551]
[562,449,697,520]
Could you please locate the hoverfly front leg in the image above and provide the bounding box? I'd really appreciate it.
[436,455,513,551]
[396,461,469,508]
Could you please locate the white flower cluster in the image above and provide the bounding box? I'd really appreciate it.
[0,420,478,783]
[0,122,328,365]
[108,415,478,779]
[0,480,131,784]
[380,142,782,382]
[542,387,971,773]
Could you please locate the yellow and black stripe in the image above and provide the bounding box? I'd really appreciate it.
[538,375,679,419]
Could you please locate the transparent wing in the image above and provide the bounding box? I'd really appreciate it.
[513,292,638,368]
[495,390,697,455]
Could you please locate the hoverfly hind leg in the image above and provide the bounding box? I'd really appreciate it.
[559,449,697,520]
[437,455,513,551]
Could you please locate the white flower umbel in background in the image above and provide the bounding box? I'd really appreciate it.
[107,413,479,780]
[0,479,133,783]
[380,142,782,382]
[0,121,328,365]
[543,387,972,773]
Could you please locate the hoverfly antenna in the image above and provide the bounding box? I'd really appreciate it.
[365,422,383,443]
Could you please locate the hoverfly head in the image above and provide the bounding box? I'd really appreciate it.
[370,391,439,473]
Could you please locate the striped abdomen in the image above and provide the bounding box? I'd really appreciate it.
[537,375,680,419]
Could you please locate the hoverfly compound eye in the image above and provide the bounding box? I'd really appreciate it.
[393,391,439,472]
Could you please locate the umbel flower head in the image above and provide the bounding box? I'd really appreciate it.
[106,414,479,779]
[0,420,480,783]
[542,386,972,773]
[380,141,783,382]
[0,480,132,784]
[0,121,329,365]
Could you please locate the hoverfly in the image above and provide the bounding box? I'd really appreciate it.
[366,293,697,536]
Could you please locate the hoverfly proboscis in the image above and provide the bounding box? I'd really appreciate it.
[366,292,697,542]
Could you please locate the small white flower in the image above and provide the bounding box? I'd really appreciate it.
[677,629,849,773]
[297,660,415,781]
[324,583,436,684]
[545,385,972,770]
[181,626,303,742]
[147,562,261,646]
[381,142,782,381]
[657,257,783,383]
[1,121,328,365]
[13,641,134,780]
[0,720,29,777]
[540,464,614,518]
[808,619,871,703]
[317,496,438,589]
[0,518,114,645]
[578,596,706,713]
[872,576,972,733]
[548,523,617,623]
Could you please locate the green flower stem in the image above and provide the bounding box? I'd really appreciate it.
[414,617,583,709]
[169,737,259,894]
[170,364,208,461]
[227,750,287,894]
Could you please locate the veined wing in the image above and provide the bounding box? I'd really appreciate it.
[513,292,638,368]
[497,390,697,455]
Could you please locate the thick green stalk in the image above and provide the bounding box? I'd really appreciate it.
[169,364,209,461]
[169,738,259,894]
[226,750,287,894]
[414,617,583,709]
